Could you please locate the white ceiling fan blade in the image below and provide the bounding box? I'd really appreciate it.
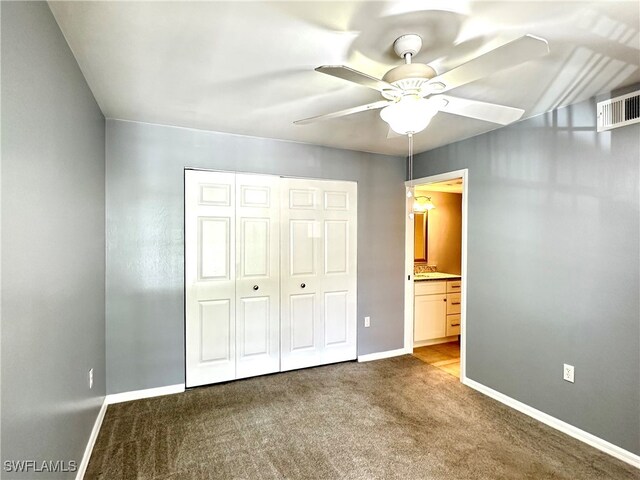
[316,65,402,93]
[294,100,391,125]
[424,35,549,94]
[435,95,524,125]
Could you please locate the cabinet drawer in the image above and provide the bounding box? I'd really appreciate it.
[446,314,461,336]
[447,280,462,293]
[415,281,446,296]
[447,293,461,315]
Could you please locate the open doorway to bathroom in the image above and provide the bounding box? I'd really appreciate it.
[404,170,468,382]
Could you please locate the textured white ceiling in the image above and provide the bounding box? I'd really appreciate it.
[416,179,464,194]
[49,1,640,156]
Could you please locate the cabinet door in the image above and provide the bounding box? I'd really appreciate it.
[235,174,281,380]
[185,170,236,387]
[414,294,446,341]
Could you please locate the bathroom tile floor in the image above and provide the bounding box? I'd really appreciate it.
[413,341,461,378]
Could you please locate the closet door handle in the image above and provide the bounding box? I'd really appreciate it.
[300,283,306,289]
[253,285,259,291]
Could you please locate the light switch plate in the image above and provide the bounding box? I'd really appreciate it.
[364,316,370,328]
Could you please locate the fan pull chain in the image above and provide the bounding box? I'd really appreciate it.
[406,132,414,225]
[407,133,414,218]
[409,132,413,190]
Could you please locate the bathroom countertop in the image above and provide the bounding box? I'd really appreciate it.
[414,272,462,281]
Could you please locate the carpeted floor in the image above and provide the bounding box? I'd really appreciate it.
[86,356,638,479]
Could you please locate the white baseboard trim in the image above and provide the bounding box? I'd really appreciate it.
[358,347,410,363]
[105,383,185,405]
[76,384,186,478]
[463,377,640,469]
[76,398,107,480]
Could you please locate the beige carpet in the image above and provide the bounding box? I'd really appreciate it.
[87,356,638,479]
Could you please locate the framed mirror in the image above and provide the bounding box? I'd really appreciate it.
[414,212,428,262]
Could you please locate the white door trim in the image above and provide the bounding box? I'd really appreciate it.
[404,169,469,382]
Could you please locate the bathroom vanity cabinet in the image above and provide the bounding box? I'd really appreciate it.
[414,279,461,343]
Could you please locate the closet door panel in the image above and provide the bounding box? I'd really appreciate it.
[290,293,317,350]
[237,296,270,356]
[290,220,317,276]
[240,218,269,277]
[281,178,357,372]
[324,291,348,346]
[235,174,281,379]
[199,299,232,362]
[319,180,357,365]
[281,180,323,370]
[185,170,236,387]
[324,220,348,275]
[199,217,231,279]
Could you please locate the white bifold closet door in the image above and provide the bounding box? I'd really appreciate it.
[280,178,358,371]
[185,170,236,387]
[234,173,281,380]
[185,170,357,387]
[185,170,280,387]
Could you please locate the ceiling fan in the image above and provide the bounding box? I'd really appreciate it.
[294,33,550,136]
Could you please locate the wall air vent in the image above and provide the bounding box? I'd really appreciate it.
[597,90,640,132]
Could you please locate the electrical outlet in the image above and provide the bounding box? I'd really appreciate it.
[563,364,574,383]
[364,316,370,328]
[89,368,94,389]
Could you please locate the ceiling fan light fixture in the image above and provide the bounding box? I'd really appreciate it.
[380,96,438,135]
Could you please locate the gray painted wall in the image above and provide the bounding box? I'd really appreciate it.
[1,2,106,477]
[412,95,640,454]
[106,119,405,394]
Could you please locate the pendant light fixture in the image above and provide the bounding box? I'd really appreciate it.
[413,196,435,212]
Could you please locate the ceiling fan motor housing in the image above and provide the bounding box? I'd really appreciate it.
[382,63,437,98]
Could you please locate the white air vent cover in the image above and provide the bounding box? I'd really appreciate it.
[597,90,640,132]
